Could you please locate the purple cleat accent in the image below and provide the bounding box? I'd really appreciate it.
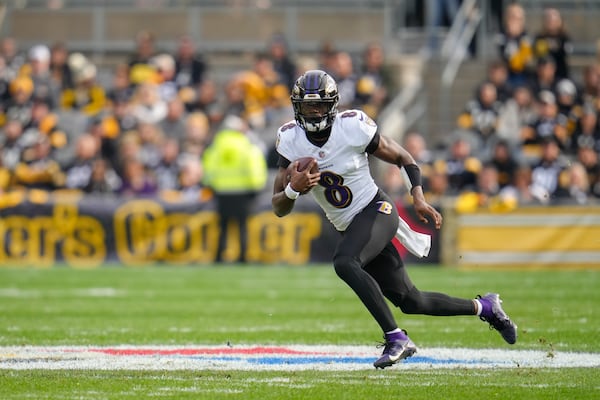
[478,293,518,345]
[373,334,417,369]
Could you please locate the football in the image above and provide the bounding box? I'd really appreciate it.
[286,157,319,195]
[295,157,319,173]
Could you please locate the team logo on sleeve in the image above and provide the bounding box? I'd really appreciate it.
[376,201,393,215]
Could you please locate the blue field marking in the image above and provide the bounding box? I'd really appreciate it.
[187,355,499,366]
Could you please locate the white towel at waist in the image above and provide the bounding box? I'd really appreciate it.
[394,216,431,258]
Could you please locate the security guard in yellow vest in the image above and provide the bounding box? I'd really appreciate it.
[202,116,267,263]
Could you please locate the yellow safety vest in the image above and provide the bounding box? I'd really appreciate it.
[202,129,267,193]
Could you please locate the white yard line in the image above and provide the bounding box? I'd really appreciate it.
[0,345,598,371]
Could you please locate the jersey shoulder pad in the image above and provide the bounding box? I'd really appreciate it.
[277,119,298,135]
[275,120,299,159]
[335,109,377,147]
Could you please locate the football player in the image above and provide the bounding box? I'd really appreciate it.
[272,70,518,369]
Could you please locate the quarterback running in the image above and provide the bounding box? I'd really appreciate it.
[271,69,517,369]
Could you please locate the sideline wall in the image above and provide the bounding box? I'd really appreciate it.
[443,206,600,269]
[1,191,597,268]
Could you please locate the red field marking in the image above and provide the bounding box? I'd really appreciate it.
[86,346,327,356]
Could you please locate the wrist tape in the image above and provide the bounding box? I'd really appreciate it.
[284,182,300,200]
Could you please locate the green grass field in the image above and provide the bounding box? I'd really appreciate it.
[0,265,598,399]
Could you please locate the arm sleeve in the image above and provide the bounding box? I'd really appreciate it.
[277,154,291,169]
[365,132,380,154]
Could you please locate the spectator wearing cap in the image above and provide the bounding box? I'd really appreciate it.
[151,53,178,102]
[59,53,106,117]
[1,75,35,128]
[26,44,60,108]
[13,132,65,191]
[555,78,583,146]
[556,78,580,109]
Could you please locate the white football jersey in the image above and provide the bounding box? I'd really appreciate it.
[276,109,379,231]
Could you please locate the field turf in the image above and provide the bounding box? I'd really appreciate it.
[0,265,598,399]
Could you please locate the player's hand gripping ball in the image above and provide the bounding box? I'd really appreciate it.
[287,157,319,194]
[295,157,319,174]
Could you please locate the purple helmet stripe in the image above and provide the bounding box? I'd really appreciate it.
[305,72,319,94]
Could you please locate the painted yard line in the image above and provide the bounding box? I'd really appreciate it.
[1,346,599,371]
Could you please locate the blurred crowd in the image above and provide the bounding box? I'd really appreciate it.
[0,3,599,211]
[385,4,600,211]
[0,30,395,203]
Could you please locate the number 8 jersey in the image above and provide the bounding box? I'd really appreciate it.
[276,109,379,231]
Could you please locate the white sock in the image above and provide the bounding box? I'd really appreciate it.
[385,328,403,335]
[473,299,483,316]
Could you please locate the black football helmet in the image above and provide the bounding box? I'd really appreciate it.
[291,69,339,133]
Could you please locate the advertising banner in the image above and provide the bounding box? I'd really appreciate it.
[0,191,440,268]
